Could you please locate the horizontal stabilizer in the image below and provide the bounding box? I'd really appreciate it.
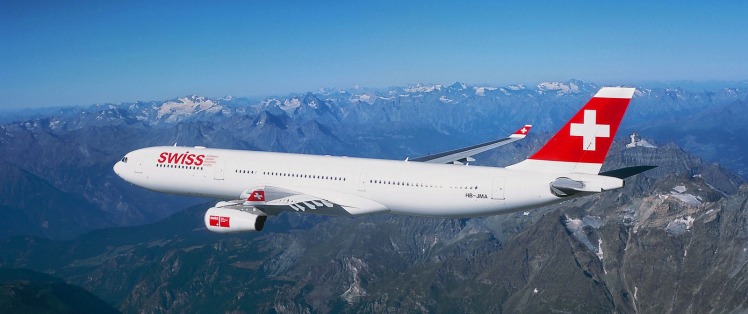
[550,174,626,197]
[550,177,587,196]
[599,166,657,179]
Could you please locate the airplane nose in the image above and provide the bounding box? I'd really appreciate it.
[113,161,122,177]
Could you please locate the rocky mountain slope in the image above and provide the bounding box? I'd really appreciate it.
[0,141,745,313]
[0,268,118,313]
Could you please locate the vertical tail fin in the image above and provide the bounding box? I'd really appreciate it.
[508,87,636,174]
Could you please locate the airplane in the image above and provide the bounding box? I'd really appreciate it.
[113,87,653,233]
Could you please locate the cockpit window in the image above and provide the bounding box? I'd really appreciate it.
[121,157,128,163]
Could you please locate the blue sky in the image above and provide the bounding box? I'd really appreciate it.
[1,1,747,108]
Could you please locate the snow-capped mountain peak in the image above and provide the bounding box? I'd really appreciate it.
[536,81,580,95]
[350,93,376,105]
[404,83,444,93]
[473,86,498,96]
[281,98,302,111]
[626,133,657,148]
[157,96,222,122]
[449,82,468,91]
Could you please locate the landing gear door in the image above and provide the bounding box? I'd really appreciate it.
[492,177,505,200]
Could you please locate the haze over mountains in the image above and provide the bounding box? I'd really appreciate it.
[1,80,747,312]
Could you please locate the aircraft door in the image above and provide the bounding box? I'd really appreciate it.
[491,177,505,200]
[214,160,225,180]
[358,173,367,192]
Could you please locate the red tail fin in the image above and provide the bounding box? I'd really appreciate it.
[508,87,636,174]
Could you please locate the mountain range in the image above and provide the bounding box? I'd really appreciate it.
[2,80,747,240]
[1,80,747,312]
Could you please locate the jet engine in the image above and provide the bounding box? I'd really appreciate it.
[204,206,267,233]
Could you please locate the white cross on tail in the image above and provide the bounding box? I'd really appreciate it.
[570,110,610,151]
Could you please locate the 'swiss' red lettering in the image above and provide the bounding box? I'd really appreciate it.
[167,153,180,163]
[157,152,207,165]
[178,152,189,164]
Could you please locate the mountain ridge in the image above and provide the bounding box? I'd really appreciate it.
[0,142,745,312]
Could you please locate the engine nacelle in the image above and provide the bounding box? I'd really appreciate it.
[204,207,267,233]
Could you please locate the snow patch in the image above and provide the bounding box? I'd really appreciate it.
[667,184,702,206]
[536,81,579,95]
[564,215,605,258]
[439,95,455,104]
[566,217,583,230]
[676,194,702,206]
[281,98,301,111]
[673,185,687,193]
[48,120,61,129]
[260,98,281,108]
[351,94,376,105]
[665,216,695,235]
[157,96,220,122]
[626,133,657,148]
[404,84,443,93]
[682,216,695,229]
[474,86,497,96]
[669,193,702,206]
[306,98,319,109]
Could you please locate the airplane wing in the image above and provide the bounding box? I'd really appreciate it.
[411,124,532,164]
[213,185,390,216]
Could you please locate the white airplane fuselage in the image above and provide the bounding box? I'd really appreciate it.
[114,146,578,217]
